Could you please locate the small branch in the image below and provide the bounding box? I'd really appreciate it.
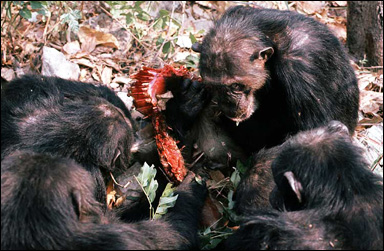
[133,175,154,219]
[43,13,51,44]
[360,66,383,69]
[109,172,131,189]
[153,1,176,60]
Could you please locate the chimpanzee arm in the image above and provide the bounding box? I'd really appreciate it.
[74,172,207,250]
[163,77,211,142]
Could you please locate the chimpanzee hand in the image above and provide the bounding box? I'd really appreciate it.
[167,171,207,237]
[174,171,207,198]
[178,79,209,119]
[164,77,211,141]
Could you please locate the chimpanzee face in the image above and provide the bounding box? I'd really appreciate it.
[195,34,274,124]
[211,83,258,123]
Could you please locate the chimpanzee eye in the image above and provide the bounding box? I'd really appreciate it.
[230,83,244,92]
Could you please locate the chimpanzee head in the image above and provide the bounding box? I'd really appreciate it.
[192,8,274,124]
[270,121,366,211]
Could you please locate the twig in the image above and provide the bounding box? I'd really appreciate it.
[371,154,383,172]
[44,21,60,40]
[109,172,131,189]
[178,1,186,36]
[48,42,62,50]
[189,151,205,171]
[153,1,176,61]
[43,13,51,44]
[360,66,383,69]
[133,175,154,219]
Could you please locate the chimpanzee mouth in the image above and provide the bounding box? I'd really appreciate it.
[226,114,251,126]
[223,96,258,126]
[226,103,258,126]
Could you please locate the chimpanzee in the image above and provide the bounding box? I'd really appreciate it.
[1,75,135,205]
[223,121,383,250]
[164,6,359,168]
[1,151,207,250]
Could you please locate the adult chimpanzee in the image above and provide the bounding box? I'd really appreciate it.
[1,151,207,250]
[164,6,359,168]
[1,75,135,205]
[223,121,383,250]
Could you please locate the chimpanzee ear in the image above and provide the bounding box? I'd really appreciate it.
[71,189,83,220]
[251,47,274,62]
[283,171,303,203]
[111,149,121,167]
[192,42,202,53]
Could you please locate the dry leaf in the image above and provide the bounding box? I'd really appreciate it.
[106,180,116,210]
[112,76,132,85]
[101,66,113,85]
[78,26,120,54]
[63,41,81,55]
[106,179,126,209]
[360,90,383,115]
[72,58,95,68]
[102,58,120,71]
[209,170,226,183]
[298,1,326,15]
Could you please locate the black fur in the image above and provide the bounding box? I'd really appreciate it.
[1,75,135,204]
[1,151,207,250]
[233,146,281,215]
[166,6,359,167]
[224,121,383,250]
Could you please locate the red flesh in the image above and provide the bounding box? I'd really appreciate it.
[130,65,197,183]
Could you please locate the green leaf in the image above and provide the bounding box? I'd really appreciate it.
[227,190,235,210]
[125,12,134,25]
[134,1,145,9]
[60,9,81,32]
[230,169,241,189]
[197,29,206,35]
[153,183,178,219]
[153,18,163,30]
[137,162,157,188]
[146,178,159,203]
[136,162,158,205]
[202,239,223,250]
[159,9,169,17]
[137,11,150,21]
[13,1,24,6]
[171,18,181,28]
[203,227,211,235]
[236,158,252,175]
[30,1,44,10]
[156,37,165,47]
[37,8,48,16]
[162,41,172,54]
[19,7,32,20]
[161,16,169,29]
[71,9,82,20]
[189,33,197,44]
[195,176,204,185]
